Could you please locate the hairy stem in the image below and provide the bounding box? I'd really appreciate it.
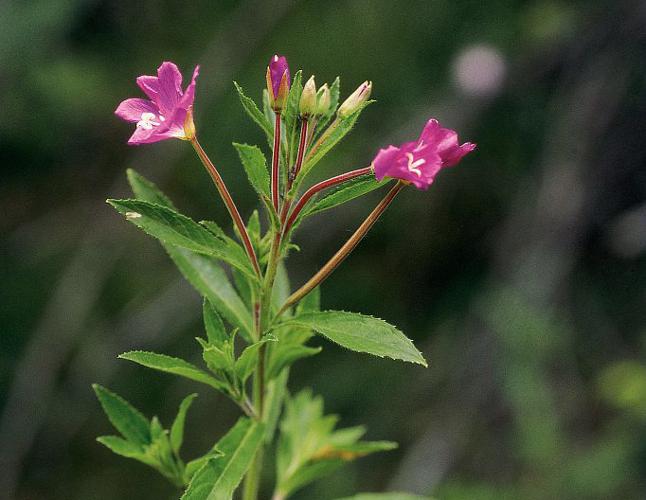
[190,137,261,277]
[278,181,404,315]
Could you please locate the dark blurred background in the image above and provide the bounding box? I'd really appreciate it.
[1,0,645,498]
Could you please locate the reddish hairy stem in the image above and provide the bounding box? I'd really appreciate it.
[271,113,282,211]
[280,120,310,228]
[283,166,373,235]
[191,138,261,277]
[277,181,404,315]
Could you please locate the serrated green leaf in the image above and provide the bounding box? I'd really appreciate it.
[278,311,427,366]
[93,384,150,445]
[108,199,256,280]
[127,169,177,210]
[304,174,391,217]
[298,100,374,184]
[233,143,270,198]
[203,299,227,346]
[234,81,273,142]
[167,248,253,340]
[267,345,321,379]
[119,351,227,390]
[181,418,265,500]
[336,494,433,500]
[231,267,253,307]
[170,393,198,455]
[124,170,254,339]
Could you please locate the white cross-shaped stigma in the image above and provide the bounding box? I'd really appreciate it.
[406,152,425,177]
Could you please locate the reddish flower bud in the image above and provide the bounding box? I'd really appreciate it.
[266,54,290,112]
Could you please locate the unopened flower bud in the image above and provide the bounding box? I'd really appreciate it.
[337,81,372,118]
[299,76,317,116]
[315,84,331,116]
[266,54,290,112]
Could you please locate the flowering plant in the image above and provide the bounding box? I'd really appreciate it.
[95,56,474,500]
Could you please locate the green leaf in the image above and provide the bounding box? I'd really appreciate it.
[234,337,276,383]
[234,81,273,142]
[233,143,270,198]
[271,262,291,313]
[232,267,253,307]
[127,169,177,210]
[267,345,321,379]
[93,384,150,445]
[170,393,198,455]
[304,174,391,217]
[125,170,255,336]
[119,351,227,390]
[167,247,253,340]
[278,311,427,366]
[296,285,320,314]
[299,100,374,183]
[108,199,256,280]
[197,337,235,373]
[336,494,433,500]
[127,171,254,331]
[96,436,156,467]
[203,299,228,346]
[264,369,289,444]
[182,418,265,500]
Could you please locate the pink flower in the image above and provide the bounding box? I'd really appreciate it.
[265,54,290,111]
[115,61,199,145]
[372,119,475,190]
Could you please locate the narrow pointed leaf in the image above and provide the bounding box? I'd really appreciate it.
[304,175,391,217]
[233,143,270,198]
[167,248,253,340]
[108,199,256,280]
[119,351,227,390]
[181,418,265,500]
[124,170,253,339]
[203,299,228,345]
[93,384,150,445]
[234,81,273,141]
[279,311,427,366]
[234,337,276,382]
[127,169,177,209]
[170,393,198,455]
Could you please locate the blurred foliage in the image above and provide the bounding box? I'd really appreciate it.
[1,0,645,499]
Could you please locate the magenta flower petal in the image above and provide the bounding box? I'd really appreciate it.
[116,61,199,146]
[371,118,475,190]
[136,75,160,102]
[115,98,159,122]
[155,61,183,116]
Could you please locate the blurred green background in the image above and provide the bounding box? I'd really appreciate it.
[1,0,645,498]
